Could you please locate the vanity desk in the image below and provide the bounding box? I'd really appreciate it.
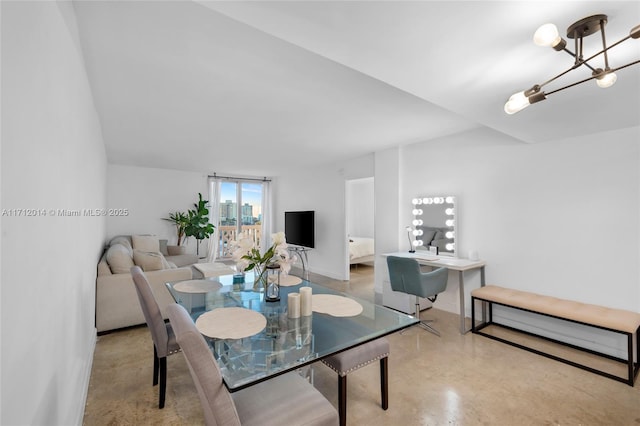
[381,251,486,334]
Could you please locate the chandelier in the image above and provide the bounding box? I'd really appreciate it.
[504,14,640,114]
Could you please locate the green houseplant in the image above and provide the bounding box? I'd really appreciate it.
[185,193,215,256]
[163,211,190,254]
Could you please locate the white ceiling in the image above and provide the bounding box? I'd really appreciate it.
[72,1,640,176]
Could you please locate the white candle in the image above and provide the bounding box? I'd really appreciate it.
[300,287,313,316]
[288,293,301,318]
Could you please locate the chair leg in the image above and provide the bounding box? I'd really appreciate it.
[338,375,347,426]
[153,346,159,386]
[159,357,167,409]
[380,357,388,410]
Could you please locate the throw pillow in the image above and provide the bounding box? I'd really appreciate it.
[132,235,160,252]
[106,244,135,274]
[110,236,133,256]
[133,249,166,272]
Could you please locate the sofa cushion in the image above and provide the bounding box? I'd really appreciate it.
[133,249,167,272]
[106,244,135,274]
[132,235,160,252]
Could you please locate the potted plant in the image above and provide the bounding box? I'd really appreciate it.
[163,211,190,255]
[185,193,215,257]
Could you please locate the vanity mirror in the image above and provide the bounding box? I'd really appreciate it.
[410,196,457,257]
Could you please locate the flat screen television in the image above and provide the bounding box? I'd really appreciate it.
[285,211,315,248]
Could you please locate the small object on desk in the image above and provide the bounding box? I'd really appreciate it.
[173,279,222,294]
[429,246,438,255]
[288,293,301,318]
[195,307,266,339]
[232,273,245,284]
[300,286,313,316]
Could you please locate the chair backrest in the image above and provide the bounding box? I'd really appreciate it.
[166,304,241,426]
[386,256,448,299]
[131,266,169,357]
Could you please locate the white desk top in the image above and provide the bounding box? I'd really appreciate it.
[382,252,485,272]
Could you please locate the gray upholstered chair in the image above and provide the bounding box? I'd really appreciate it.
[386,256,449,336]
[166,303,339,426]
[131,266,181,409]
[322,338,390,426]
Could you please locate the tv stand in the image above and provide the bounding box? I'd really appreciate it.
[288,246,311,281]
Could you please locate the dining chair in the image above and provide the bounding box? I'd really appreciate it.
[386,256,449,336]
[166,303,339,426]
[130,266,181,409]
[321,338,390,426]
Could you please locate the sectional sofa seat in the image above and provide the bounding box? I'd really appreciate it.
[96,235,196,333]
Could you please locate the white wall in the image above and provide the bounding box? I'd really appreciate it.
[1,2,107,424]
[346,177,374,238]
[274,154,374,280]
[392,126,640,357]
[106,164,210,255]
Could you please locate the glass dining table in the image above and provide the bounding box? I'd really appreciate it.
[166,272,418,392]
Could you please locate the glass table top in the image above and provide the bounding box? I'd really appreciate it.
[166,272,418,391]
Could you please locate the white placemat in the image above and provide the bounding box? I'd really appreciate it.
[279,275,303,287]
[312,294,363,317]
[195,308,267,339]
[173,279,222,293]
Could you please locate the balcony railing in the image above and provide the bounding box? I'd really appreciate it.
[218,225,262,258]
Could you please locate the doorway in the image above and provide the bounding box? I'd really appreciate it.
[345,177,375,288]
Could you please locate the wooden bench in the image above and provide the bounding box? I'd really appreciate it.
[471,285,640,386]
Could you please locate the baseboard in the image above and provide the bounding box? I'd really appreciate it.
[74,328,97,425]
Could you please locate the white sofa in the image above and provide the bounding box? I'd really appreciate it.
[96,235,196,333]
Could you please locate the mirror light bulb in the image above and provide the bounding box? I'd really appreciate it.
[412,240,420,247]
[445,208,454,215]
[445,196,454,204]
[445,219,454,227]
[412,209,419,215]
[446,243,454,251]
[446,231,454,239]
[411,198,419,205]
[423,197,433,204]
[416,240,424,246]
[533,23,561,47]
[412,220,419,226]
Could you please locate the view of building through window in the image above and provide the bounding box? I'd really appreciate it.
[219,181,262,226]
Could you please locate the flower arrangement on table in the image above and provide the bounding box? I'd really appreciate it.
[230,231,295,296]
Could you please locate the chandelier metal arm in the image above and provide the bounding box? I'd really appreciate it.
[534,32,635,92]
[545,58,640,96]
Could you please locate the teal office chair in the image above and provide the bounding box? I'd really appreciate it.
[386,256,449,336]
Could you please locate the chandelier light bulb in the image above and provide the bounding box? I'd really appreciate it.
[504,91,530,114]
[533,23,561,47]
[596,71,617,88]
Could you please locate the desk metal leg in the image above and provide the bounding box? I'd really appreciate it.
[458,270,466,334]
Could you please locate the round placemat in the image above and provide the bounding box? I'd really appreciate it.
[173,280,222,294]
[195,307,266,339]
[312,294,363,317]
[279,275,303,287]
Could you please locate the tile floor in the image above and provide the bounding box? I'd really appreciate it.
[83,265,640,425]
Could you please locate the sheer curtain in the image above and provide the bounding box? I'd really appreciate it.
[206,178,221,263]
[260,180,272,252]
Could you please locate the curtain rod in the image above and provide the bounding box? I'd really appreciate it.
[208,173,271,182]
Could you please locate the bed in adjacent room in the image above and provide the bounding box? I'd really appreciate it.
[349,236,375,265]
